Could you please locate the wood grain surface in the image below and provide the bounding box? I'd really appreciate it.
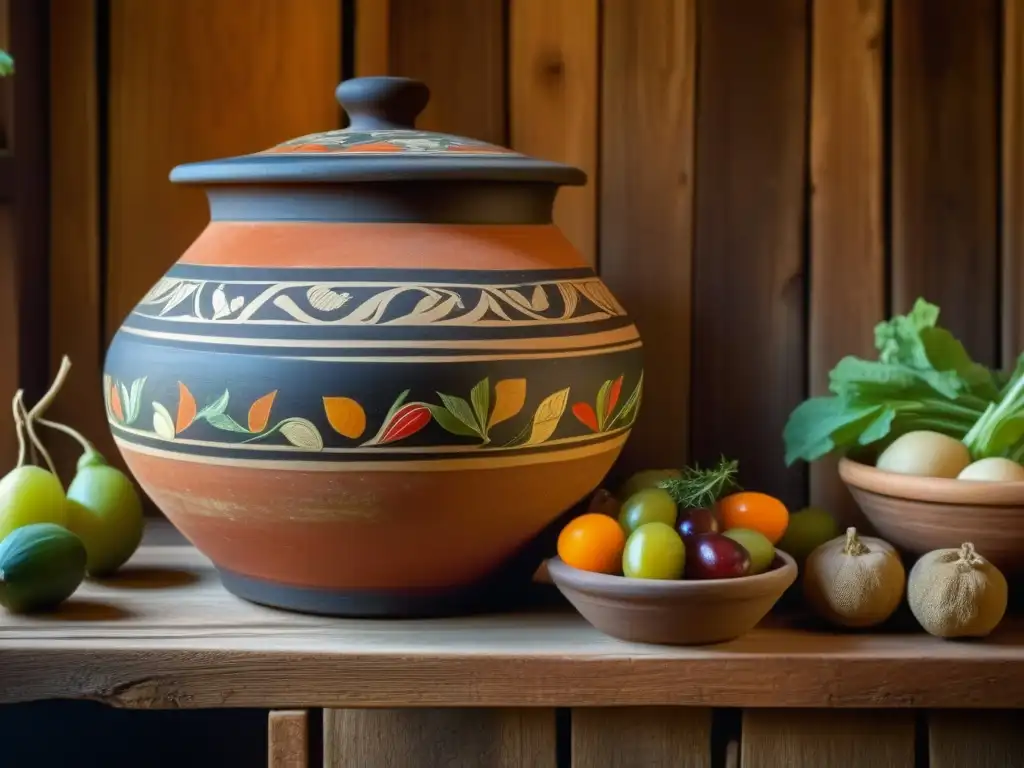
[807,0,885,528]
[268,710,308,768]
[892,0,1000,366]
[49,0,109,483]
[1004,0,1024,366]
[689,0,808,509]
[2,545,1023,710]
[928,710,1024,768]
[571,707,711,767]
[740,709,915,768]
[325,708,556,767]
[510,0,598,262]
[382,0,505,144]
[598,0,696,477]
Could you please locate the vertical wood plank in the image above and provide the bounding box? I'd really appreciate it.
[354,0,390,77]
[599,0,696,476]
[0,206,16,472]
[690,0,808,508]
[324,708,557,768]
[1003,0,1024,365]
[510,0,598,262]
[741,710,916,768]
[572,707,712,768]
[892,0,999,365]
[10,0,50,406]
[928,711,1024,767]
[269,710,309,768]
[107,0,342,345]
[808,0,885,526]
[49,0,106,482]
[384,0,506,144]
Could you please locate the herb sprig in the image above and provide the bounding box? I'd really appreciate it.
[658,456,741,509]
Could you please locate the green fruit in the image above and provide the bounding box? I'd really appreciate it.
[618,488,678,535]
[723,528,775,574]
[776,506,839,563]
[0,466,68,542]
[66,453,144,576]
[0,523,86,613]
[622,522,685,580]
[618,469,682,502]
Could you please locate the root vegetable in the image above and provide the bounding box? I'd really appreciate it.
[957,457,1024,482]
[875,430,971,478]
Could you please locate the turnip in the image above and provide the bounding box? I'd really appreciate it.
[957,457,1024,482]
[875,430,971,478]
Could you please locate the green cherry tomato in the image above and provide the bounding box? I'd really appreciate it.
[618,487,678,535]
[618,469,682,501]
[622,522,686,580]
[722,528,775,574]
[0,466,68,542]
[65,453,144,576]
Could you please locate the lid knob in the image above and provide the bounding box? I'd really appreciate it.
[336,77,430,131]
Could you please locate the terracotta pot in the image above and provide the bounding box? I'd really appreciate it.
[103,77,644,616]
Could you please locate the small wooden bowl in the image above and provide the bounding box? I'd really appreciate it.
[546,552,798,646]
[839,457,1024,575]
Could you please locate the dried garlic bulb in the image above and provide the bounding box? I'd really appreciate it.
[803,527,906,628]
[907,542,1008,639]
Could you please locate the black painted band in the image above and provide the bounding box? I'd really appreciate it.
[206,181,558,224]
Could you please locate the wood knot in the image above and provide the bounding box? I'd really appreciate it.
[539,53,564,80]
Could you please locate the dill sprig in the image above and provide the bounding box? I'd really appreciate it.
[658,456,741,509]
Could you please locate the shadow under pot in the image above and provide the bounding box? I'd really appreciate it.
[103,76,644,618]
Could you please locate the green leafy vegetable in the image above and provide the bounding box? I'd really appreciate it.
[0,51,13,78]
[783,298,1001,466]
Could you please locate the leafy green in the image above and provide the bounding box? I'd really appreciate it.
[0,51,13,78]
[783,298,996,466]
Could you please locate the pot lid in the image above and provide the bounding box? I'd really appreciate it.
[170,77,587,186]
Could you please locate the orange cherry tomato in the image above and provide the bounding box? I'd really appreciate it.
[717,492,789,545]
[557,512,626,574]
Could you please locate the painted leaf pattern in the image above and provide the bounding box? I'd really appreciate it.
[437,393,481,435]
[176,381,197,433]
[279,418,324,451]
[372,403,431,445]
[323,396,367,439]
[470,378,490,433]
[488,379,526,429]
[108,368,642,453]
[572,402,599,433]
[524,387,570,446]
[248,391,278,432]
[152,402,175,439]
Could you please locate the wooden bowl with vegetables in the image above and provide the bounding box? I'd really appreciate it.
[546,460,800,645]
[838,453,1024,576]
[783,298,1024,576]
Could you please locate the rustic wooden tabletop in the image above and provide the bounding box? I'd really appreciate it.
[2,542,1023,712]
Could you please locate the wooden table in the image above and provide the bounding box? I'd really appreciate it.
[3,544,1024,767]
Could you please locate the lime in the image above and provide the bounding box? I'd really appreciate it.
[776,506,838,563]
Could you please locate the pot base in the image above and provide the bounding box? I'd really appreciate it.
[219,566,567,618]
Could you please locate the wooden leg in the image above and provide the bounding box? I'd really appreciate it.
[323,708,557,767]
[571,707,712,767]
[928,710,1024,767]
[740,709,915,768]
[269,710,309,768]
